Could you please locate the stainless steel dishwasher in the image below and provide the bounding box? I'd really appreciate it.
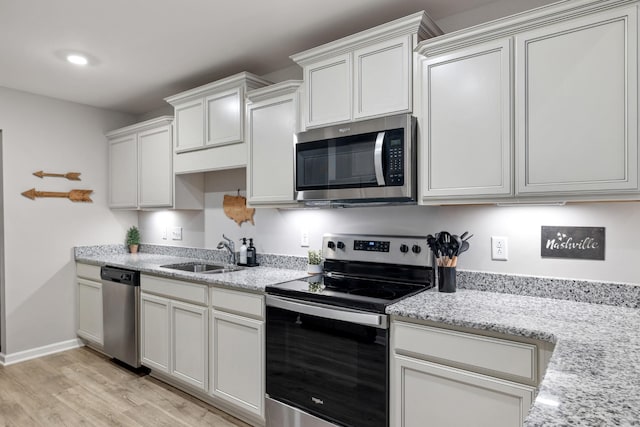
[100,265,141,368]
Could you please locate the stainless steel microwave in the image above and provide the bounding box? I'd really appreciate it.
[295,114,416,204]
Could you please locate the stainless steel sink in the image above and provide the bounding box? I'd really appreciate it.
[160,262,243,274]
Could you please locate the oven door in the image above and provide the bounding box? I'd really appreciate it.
[265,295,388,427]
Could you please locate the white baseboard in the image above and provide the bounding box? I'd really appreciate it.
[0,338,84,366]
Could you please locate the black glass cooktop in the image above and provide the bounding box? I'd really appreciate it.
[266,274,432,313]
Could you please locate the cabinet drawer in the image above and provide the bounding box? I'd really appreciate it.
[211,287,264,320]
[76,263,101,281]
[141,275,208,306]
[393,321,537,383]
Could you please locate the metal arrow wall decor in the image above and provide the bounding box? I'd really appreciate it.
[33,170,81,181]
[21,188,93,203]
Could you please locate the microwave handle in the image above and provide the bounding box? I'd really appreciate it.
[374,132,386,186]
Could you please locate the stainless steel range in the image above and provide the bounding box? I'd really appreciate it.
[265,233,433,427]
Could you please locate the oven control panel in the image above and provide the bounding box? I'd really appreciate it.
[323,233,431,267]
[353,240,390,252]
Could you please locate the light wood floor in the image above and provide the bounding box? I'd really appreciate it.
[0,347,249,427]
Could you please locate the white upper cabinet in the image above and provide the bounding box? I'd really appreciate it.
[165,72,270,174]
[354,36,411,120]
[418,39,512,202]
[107,116,173,209]
[108,132,138,208]
[516,6,638,195]
[415,0,640,204]
[138,124,173,207]
[291,11,442,129]
[206,88,243,146]
[305,54,351,127]
[246,81,302,206]
[174,99,204,152]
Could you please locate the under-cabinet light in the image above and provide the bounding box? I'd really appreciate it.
[496,201,567,207]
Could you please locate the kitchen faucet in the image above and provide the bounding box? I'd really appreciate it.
[217,234,236,265]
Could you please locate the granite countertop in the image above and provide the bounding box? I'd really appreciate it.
[75,252,308,292]
[387,289,640,426]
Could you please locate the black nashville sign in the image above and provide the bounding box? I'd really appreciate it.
[541,226,605,260]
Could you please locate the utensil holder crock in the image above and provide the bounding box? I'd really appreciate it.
[437,266,456,293]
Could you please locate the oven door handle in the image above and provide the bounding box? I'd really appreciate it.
[266,295,388,329]
[374,131,386,186]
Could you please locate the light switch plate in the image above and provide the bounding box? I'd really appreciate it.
[161,226,167,240]
[300,229,310,247]
[171,227,183,241]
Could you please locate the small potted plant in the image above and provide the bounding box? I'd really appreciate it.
[307,249,322,274]
[126,226,140,254]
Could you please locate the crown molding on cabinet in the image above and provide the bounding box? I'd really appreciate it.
[105,115,174,138]
[164,72,272,106]
[291,11,443,65]
[246,80,303,103]
[416,0,639,57]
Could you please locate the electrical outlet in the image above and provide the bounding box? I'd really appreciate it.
[300,229,310,247]
[161,226,167,240]
[171,227,183,241]
[491,236,508,261]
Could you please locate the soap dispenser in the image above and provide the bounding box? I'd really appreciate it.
[247,238,259,266]
[239,238,248,265]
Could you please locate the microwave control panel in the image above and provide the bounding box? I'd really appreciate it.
[385,131,404,186]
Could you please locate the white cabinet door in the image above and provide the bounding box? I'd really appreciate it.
[354,35,411,120]
[392,355,534,427]
[77,278,103,346]
[206,87,243,147]
[174,99,204,152]
[247,91,298,205]
[171,300,208,391]
[304,54,351,128]
[419,39,512,201]
[516,6,638,194]
[140,292,170,373]
[138,124,173,208]
[108,134,138,208]
[210,309,264,418]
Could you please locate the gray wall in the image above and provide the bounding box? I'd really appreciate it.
[0,86,137,356]
[138,168,640,284]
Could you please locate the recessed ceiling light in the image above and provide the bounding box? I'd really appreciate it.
[66,54,89,66]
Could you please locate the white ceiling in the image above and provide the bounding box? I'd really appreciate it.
[0,0,544,115]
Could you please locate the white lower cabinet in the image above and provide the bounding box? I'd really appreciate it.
[139,275,264,425]
[140,275,208,392]
[140,292,170,373]
[209,287,265,421]
[393,355,534,427]
[76,263,103,347]
[171,301,208,390]
[391,320,539,427]
[210,309,264,416]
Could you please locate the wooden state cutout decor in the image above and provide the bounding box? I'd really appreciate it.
[223,194,255,226]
